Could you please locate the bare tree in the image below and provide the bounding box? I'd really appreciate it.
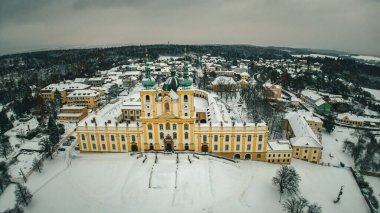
[282,196,309,213]
[273,166,301,200]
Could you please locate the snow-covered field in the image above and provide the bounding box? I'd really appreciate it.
[0,152,369,213]
[320,126,356,167]
[363,88,380,102]
[351,55,380,62]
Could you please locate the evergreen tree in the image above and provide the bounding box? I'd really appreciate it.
[0,162,11,193]
[47,116,60,145]
[0,110,13,135]
[40,138,53,160]
[323,114,335,133]
[15,184,33,207]
[273,166,301,199]
[32,157,43,173]
[0,135,13,159]
[54,89,62,109]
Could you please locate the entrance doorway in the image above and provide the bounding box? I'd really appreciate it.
[131,144,138,152]
[149,143,154,151]
[201,145,209,152]
[234,154,241,159]
[165,143,173,152]
[245,154,251,160]
[184,143,189,151]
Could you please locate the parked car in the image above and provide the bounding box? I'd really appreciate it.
[62,142,71,146]
[58,147,66,151]
[75,145,80,151]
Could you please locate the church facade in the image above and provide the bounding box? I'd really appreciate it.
[75,49,273,161]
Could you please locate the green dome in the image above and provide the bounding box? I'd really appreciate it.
[180,78,192,87]
[142,76,156,88]
[163,67,180,91]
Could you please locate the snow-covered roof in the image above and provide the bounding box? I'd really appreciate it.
[285,112,322,148]
[297,110,322,123]
[212,76,236,85]
[337,113,380,123]
[268,140,292,151]
[67,90,100,97]
[41,82,90,91]
[315,99,326,107]
[301,90,322,101]
[168,90,179,100]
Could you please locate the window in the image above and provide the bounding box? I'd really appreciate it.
[165,102,170,112]
[82,143,87,149]
[147,113,151,117]
[185,132,189,139]
[159,124,163,130]
[101,135,105,141]
[92,144,97,150]
[203,135,207,142]
[225,145,229,151]
[247,144,251,151]
[296,152,299,155]
[145,95,150,102]
[257,154,261,158]
[110,135,115,141]
[148,124,152,130]
[131,135,136,142]
[112,144,116,150]
[225,135,230,142]
[184,95,188,102]
[214,135,218,142]
[273,154,276,157]
[258,135,263,142]
[121,135,125,142]
[149,133,153,139]
[173,132,177,139]
[184,124,189,130]
[268,154,271,157]
[173,124,177,130]
[236,144,240,151]
[236,135,241,142]
[313,156,316,159]
[258,144,262,151]
[102,144,106,150]
[185,113,188,116]
[288,154,290,157]
[314,150,317,154]
[305,150,308,153]
[160,132,164,139]
[122,144,126,151]
[214,144,218,151]
[287,159,289,162]
[166,123,170,130]
[248,135,252,142]
[130,110,134,115]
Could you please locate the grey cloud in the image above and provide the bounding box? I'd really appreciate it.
[0,0,379,56]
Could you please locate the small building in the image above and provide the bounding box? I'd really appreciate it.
[88,77,105,87]
[262,82,282,99]
[336,113,364,126]
[266,140,293,164]
[67,89,101,109]
[291,96,301,107]
[211,76,238,92]
[315,99,332,115]
[284,112,323,164]
[41,82,91,103]
[57,105,88,122]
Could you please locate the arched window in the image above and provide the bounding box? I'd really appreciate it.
[203,135,207,142]
[160,132,164,139]
[147,123,152,130]
[259,135,263,142]
[214,135,218,142]
[159,124,163,130]
[173,132,177,139]
[184,95,188,102]
[164,102,170,112]
[236,135,241,142]
[145,95,150,102]
[172,124,177,130]
[185,132,189,139]
[166,123,170,130]
[225,135,230,142]
[131,135,136,142]
[184,123,189,130]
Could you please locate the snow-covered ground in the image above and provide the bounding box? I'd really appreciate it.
[320,126,356,167]
[0,153,369,213]
[362,88,380,102]
[351,55,380,62]
[363,175,380,203]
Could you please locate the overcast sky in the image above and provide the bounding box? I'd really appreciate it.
[0,0,379,56]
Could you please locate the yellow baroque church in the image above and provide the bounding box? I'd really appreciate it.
[76,49,276,161]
